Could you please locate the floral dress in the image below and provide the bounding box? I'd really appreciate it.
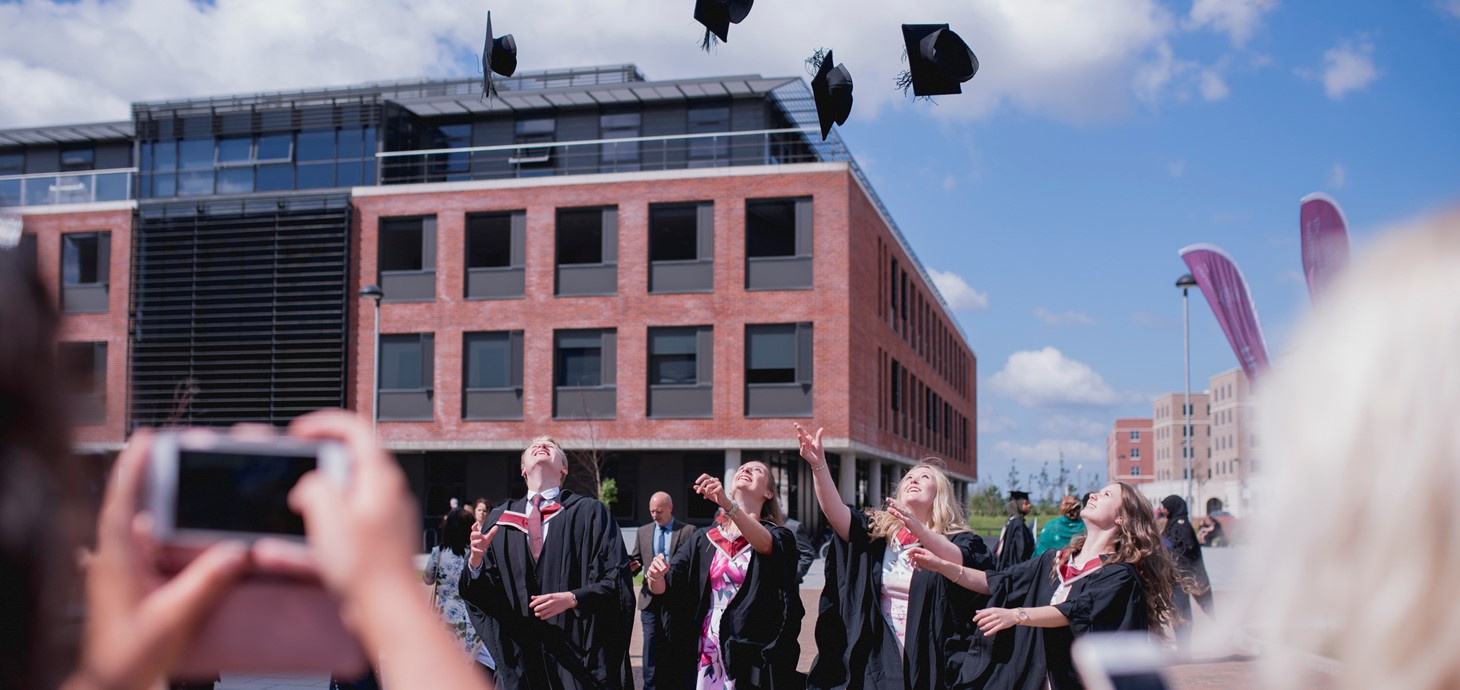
[696,531,754,690]
[426,546,491,665]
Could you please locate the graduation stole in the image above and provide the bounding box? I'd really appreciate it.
[894,527,920,549]
[707,524,752,560]
[1050,548,1106,606]
[494,499,565,534]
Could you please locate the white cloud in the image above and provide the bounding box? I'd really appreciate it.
[1441,0,1460,19]
[1039,415,1108,437]
[1185,0,1278,48]
[1329,162,1348,189]
[1167,159,1186,178]
[988,347,1121,407]
[992,438,1106,464]
[1199,68,1230,101]
[978,403,1020,435]
[1034,308,1096,327]
[929,269,990,311]
[0,0,1199,129]
[1319,38,1380,100]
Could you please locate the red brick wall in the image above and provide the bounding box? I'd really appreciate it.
[350,165,974,474]
[21,208,133,447]
[1108,418,1154,484]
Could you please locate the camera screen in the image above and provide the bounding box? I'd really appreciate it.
[175,449,315,536]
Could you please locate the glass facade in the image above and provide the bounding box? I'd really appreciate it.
[140,126,377,198]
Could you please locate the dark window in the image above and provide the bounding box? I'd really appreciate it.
[257,134,292,161]
[296,130,335,161]
[649,204,698,261]
[890,360,902,411]
[557,331,604,387]
[466,213,513,269]
[0,152,23,175]
[746,323,812,384]
[557,208,604,265]
[890,258,900,331]
[512,117,555,170]
[649,327,703,385]
[464,331,521,389]
[62,232,107,286]
[380,334,433,391]
[60,146,94,171]
[177,138,214,196]
[687,105,729,166]
[600,112,641,171]
[747,199,796,258]
[217,137,252,164]
[429,123,471,181]
[378,216,436,302]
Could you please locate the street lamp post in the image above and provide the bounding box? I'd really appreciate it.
[1176,273,1198,511]
[359,285,384,432]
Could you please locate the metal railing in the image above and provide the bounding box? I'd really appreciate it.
[0,168,135,208]
[375,127,847,185]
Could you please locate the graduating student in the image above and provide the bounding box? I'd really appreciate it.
[994,490,1035,570]
[1159,494,1213,654]
[795,424,991,690]
[459,436,635,690]
[645,462,804,690]
[909,482,1179,690]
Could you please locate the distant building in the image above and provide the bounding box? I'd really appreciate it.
[1106,418,1153,485]
[1,64,977,532]
[1129,368,1256,518]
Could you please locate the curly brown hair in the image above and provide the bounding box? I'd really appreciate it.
[1054,482,1179,636]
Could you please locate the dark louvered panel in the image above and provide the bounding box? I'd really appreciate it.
[131,195,351,428]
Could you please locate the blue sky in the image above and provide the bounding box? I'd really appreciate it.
[2,0,1457,489]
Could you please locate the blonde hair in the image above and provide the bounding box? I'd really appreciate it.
[1243,210,1460,690]
[520,435,568,477]
[870,460,970,540]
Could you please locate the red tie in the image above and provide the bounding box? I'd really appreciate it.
[528,494,544,562]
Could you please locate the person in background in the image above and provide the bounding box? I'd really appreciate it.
[424,506,495,678]
[796,424,990,690]
[783,515,818,585]
[911,482,1179,690]
[473,498,494,534]
[629,492,694,690]
[1160,495,1213,656]
[1033,496,1086,557]
[1241,210,1460,690]
[995,490,1035,570]
[1197,517,1225,547]
[646,465,805,689]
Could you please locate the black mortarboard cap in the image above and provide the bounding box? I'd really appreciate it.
[900,24,979,97]
[809,49,853,141]
[1009,490,1031,501]
[481,12,517,98]
[694,0,753,51]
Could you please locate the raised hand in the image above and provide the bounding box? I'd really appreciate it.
[795,423,825,468]
[906,546,950,575]
[646,554,669,582]
[885,497,928,540]
[693,473,731,510]
[528,591,577,619]
[468,525,499,570]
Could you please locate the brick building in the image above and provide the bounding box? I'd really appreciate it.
[1106,418,1153,486]
[1,65,977,531]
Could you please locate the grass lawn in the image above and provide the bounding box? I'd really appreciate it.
[969,514,1009,536]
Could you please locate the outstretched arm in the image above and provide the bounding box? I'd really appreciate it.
[696,474,774,555]
[796,423,851,541]
[907,546,990,594]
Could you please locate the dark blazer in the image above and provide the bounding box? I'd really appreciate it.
[629,518,696,610]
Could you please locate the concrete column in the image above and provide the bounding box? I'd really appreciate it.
[724,448,742,486]
[838,452,857,505]
[868,459,883,507]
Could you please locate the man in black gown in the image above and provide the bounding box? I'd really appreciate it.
[995,490,1035,571]
[459,436,635,690]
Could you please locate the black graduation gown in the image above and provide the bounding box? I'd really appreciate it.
[1159,497,1211,594]
[459,491,636,690]
[656,521,806,690]
[954,550,1150,690]
[994,515,1035,571]
[807,509,991,690]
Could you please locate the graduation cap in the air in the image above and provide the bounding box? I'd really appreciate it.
[809,49,853,141]
[694,0,754,51]
[1009,490,1031,502]
[898,24,979,97]
[481,12,518,99]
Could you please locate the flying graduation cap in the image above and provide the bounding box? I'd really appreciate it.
[808,49,853,141]
[481,11,518,99]
[694,0,753,51]
[898,24,979,97]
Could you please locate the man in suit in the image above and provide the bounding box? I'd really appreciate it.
[628,492,695,690]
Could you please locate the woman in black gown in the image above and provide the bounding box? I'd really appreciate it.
[796,424,991,690]
[909,482,1178,690]
[1160,494,1213,655]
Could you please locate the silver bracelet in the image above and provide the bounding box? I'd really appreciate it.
[725,501,740,517]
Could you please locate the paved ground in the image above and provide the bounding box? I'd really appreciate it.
[218,548,1268,689]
